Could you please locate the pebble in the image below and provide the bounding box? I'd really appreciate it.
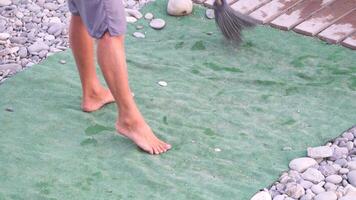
[167,0,193,16]
[340,168,350,174]
[43,3,58,11]
[144,12,154,20]
[347,171,356,187]
[18,47,28,58]
[158,81,167,87]
[314,191,337,200]
[0,32,10,40]
[289,157,317,172]
[311,184,325,194]
[132,32,145,38]
[250,190,271,200]
[347,161,356,170]
[48,23,64,36]
[0,0,11,6]
[0,64,21,75]
[302,168,325,183]
[331,146,349,160]
[308,146,333,158]
[59,60,66,64]
[285,183,305,198]
[214,148,221,152]
[126,16,137,23]
[126,8,143,19]
[318,164,337,176]
[326,175,343,184]
[149,18,166,30]
[300,180,313,189]
[28,41,50,54]
[136,25,144,30]
[205,9,215,19]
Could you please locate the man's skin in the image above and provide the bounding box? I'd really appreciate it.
[69,15,171,155]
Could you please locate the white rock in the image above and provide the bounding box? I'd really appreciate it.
[307,146,333,158]
[167,0,193,16]
[28,41,49,54]
[0,32,10,40]
[48,23,64,36]
[18,47,27,58]
[311,184,325,194]
[340,168,350,174]
[314,191,337,200]
[0,64,21,75]
[49,17,62,24]
[272,195,285,200]
[9,47,19,54]
[325,175,342,184]
[149,18,166,30]
[347,170,356,187]
[324,182,337,191]
[158,81,167,87]
[0,0,11,6]
[347,161,356,170]
[250,190,271,200]
[144,12,154,20]
[15,11,24,19]
[126,16,137,23]
[339,191,356,200]
[300,180,313,189]
[331,146,348,160]
[205,9,215,19]
[214,148,221,152]
[285,183,305,199]
[132,32,145,38]
[302,168,325,183]
[125,8,143,19]
[43,3,58,11]
[289,157,317,172]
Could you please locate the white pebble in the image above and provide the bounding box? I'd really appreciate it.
[158,81,167,87]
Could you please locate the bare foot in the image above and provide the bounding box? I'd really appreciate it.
[116,118,171,155]
[81,88,115,112]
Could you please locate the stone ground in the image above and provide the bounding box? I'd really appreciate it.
[259,126,356,200]
[0,0,154,83]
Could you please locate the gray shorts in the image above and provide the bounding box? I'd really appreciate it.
[68,0,127,39]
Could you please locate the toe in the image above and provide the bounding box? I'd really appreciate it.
[157,145,165,153]
[159,143,167,152]
[153,147,160,155]
[162,142,171,150]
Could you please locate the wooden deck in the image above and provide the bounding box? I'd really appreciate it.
[201,0,356,50]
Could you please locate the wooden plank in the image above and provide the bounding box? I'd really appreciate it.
[294,0,356,36]
[249,0,304,24]
[318,10,356,44]
[342,32,356,49]
[230,0,272,15]
[270,0,335,30]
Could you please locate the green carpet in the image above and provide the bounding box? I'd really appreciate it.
[1,1,356,200]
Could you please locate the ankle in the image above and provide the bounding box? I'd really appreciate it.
[83,85,106,98]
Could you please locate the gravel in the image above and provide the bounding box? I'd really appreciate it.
[254,126,356,200]
[0,0,156,84]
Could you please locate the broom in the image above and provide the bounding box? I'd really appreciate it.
[196,0,257,45]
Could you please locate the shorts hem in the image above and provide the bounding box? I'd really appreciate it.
[90,29,127,39]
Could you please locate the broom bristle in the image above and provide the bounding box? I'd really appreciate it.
[214,0,257,45]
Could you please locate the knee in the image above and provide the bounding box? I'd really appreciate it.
[100,32,124,42]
